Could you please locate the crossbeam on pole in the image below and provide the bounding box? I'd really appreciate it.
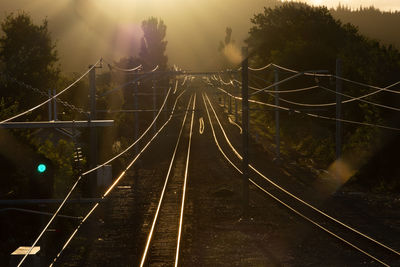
[0,120,114,129]
[0,198,107,205]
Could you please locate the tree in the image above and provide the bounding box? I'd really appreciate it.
[245,2,400,180]
[0,12,60,109]
[139,17,168,71]
[218,27,234,52]
[246,2,349,71]
[218,27,241,69]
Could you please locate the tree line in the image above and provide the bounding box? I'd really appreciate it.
[242,2,400,192]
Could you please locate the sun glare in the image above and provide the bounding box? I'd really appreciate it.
[311,0,324,5]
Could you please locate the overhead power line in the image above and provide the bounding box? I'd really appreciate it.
[224,73,400,111]
[249,74,400,103]
[103,58,142,72]
[216,86,400,132]
[272,63,400,94]
[249,63,273,72]
[231,77,320,94]
[99,66,166,97]
[1,59,101,124]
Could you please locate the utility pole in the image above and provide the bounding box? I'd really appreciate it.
[336,59,342,159]
[164,84,168,121]
[241,47,249,217]
[228,83,232,114]
[134,82,139,156]
[274,68,280,161]
[223,92,226,109]
[153,80,157,135]
[48,90,52,121]
[89,65,97,197]
[53,89,58,121]
[235,94,238,123]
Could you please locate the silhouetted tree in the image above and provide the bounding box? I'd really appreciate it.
[245,2,400,179]
[218,27,239,69]
[218,27,234,52]
[139,17,168,71]
[0,12,60,109]
[331,5,400,50]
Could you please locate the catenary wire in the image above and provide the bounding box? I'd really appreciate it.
[231,78,320,94]
[248,63,273,72]
[244,74,400,113]
[100,67,163,97]
[103,58,142,72]
[248,74,400,106]
[216,86,400,132]
[1,59,101,124]
[272,63,400,93]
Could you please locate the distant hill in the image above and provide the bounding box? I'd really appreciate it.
[330,5,400,49]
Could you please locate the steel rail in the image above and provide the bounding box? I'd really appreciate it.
[140,94,194,267]
[204,92,400,259]
[50,87,188,266]
[175,93,196,267]
[202,92,391,266]
[17,85,175,267]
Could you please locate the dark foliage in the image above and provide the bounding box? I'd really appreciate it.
[245,2,400,191]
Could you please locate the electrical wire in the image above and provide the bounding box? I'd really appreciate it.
[17,85,176,267]
[264,84,400,111]
[100,67,163,97]
[218,75,233,86]
[1,59,101,124]
[216,86,400,132]
[245,74,400,113]
[248,63,273,72]
[232,78,320,94]
[249,74,400,107]
[272,63,400,94]
[271,63,332,77]
[249,72,306,96]
[151,65,159,72]
[333,76,400,94]
[318,85,400,112]
[103,58,142,72]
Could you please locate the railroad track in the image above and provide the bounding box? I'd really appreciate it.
[202,90,400,266]
[140,93,196,267]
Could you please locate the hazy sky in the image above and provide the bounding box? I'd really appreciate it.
[284,0,400,11]
[0,0,399,72]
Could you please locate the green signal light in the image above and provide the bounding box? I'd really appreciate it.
[37,163,47,173]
